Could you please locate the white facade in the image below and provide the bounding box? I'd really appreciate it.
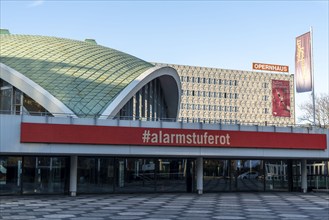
[155,63,295,126]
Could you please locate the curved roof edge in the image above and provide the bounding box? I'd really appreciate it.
[99,66,181,119]
[0,63,77,117]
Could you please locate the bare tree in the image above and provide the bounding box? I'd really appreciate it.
[298,93,329,128]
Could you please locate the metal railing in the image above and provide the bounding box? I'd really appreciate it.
[0,110,327,129]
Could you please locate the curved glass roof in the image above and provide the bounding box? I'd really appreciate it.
[0,34,154,117]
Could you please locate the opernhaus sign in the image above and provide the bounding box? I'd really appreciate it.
[253,62,289,73]
[21,123,326,150]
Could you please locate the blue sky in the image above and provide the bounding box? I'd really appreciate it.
[1,0,328,120]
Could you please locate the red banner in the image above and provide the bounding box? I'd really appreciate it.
[20,123,326,150]
[272,80,291,117]
[295,32,312,93]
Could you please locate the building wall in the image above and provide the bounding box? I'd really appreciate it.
[155,63,295,126]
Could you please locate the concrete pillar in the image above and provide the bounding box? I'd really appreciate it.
[196,157,203,195]
[70,155,78,196]
[301,159,307,193]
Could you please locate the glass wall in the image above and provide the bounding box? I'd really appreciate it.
[291,160,329,192]
[117,78,169,120]
[204,159,329,192]
[0,156,22,195]
[77,157,195,194]
[22,156,69,194]
[0,79,50,116]
[77,157,114,193]
[0,79,21,114]
[204,159,231,192]
[307,160,329,191]
[264,160,289,191]
[114,158,156,193]
[156,159,194,192]
[204,159,264,192]
[1,156,327,195]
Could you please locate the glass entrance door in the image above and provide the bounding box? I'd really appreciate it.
[204,159,264,192]
[77,157,114,193]
[0,156,22,195]
[156,159,194,192]
[233,160,264,191]
[112,158,195,193]
[114,158,156,193]
[22,157,68,194]
[204,159,231,192]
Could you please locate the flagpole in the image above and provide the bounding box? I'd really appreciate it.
[310,26,316,126]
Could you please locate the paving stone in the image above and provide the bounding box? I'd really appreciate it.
[0,192,328,219]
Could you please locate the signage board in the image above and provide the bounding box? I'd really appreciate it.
[20,123,326,150]
[253,62,289,73]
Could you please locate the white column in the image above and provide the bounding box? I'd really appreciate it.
[196,157,203,195]
[70,155,78,196]
[301,159,307,193]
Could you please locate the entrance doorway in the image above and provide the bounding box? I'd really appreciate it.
[203,159,293,192]
[76,157,195,194]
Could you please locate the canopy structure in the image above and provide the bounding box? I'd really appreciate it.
[0,32,180,118]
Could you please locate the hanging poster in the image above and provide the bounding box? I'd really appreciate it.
[272,80,291,117]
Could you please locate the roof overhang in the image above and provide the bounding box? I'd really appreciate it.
[100,66,181,119]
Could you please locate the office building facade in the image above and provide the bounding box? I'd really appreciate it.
[155,63,295,126]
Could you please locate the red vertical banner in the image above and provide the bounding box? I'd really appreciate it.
[272,80,291,117]
[295,32,312,93]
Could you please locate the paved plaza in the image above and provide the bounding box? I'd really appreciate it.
[0,192,328,220]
